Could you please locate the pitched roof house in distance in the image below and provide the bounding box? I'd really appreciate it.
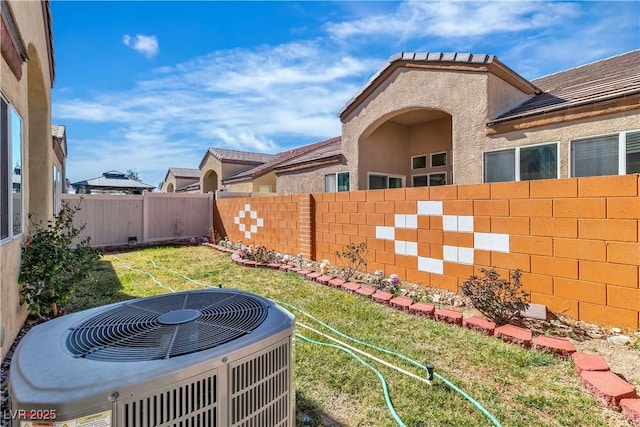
[71,170,155,194]
[199,147,276,193]
[224,136,342,194]
[1,0,59,359]
[337,50,639,190]
[161,167,200,193]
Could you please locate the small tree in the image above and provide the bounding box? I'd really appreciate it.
[19,202,101,318]
[126,168,140,182]
[335,242,368,281]
[461,267,529,325]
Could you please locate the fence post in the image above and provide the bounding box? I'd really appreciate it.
[298,194,313,260]
[143,191,149,243]
[208,191,214,237]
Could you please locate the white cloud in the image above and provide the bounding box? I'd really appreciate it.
[325,1,580,41]
[123,34,159,58]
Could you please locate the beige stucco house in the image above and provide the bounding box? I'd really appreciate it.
[1,0,58,358]
[334,50,639,190]
[160,167,200,193]
[198,147,276,193]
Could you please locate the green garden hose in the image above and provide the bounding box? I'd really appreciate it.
[278,301,502,427]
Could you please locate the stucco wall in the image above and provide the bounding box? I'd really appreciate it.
[0,0,54,359]
[276,161,349,195]
[342,67,497,190]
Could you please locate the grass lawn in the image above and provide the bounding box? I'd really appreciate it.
[67,246,629,427]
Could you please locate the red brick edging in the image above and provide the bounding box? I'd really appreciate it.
[212,243,640,425]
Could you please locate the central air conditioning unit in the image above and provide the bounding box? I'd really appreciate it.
[9,289,295,427]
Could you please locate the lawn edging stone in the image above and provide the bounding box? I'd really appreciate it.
[434,308,463,326]
[208,244,640,419]
[463,316,496,336]
[494,324,533,348]
[621,399,640,426]
[531,335,576,358]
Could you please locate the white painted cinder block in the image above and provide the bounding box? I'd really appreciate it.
[418,257,444,274]
[443,215,458,231]
[244,204,251,211]
[376,226,395,240]
[417,201,443,215]
[458,247,474,265]
[250,210,257,219]
[458,216,474,232]
[250,225,257,233]
[394,214,406,228]
[406,241,418,256]
[443,245,458,262]
[239,224,246,232]
[239,211,245,218]
[405,214,418,229]
[474,232,510,252]
[395,240,407,255]
[257,218,264,227]
[244,231,251,239]
[234,217,240,224]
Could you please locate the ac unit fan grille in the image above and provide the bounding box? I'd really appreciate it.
[66,291,269,361]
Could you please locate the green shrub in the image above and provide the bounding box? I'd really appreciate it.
[461,267,529,325]
[19,202,102,318]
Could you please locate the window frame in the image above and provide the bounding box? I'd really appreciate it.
[324,171,350,192]
[483,142,559,183]
[1,92,24,244]
[430,151,447,168]
[411,155,427,170]
[570,130,640,177]
[411,172,447,187]
[368,172,405,190]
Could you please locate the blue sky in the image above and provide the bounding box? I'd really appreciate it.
[51,1,640,189]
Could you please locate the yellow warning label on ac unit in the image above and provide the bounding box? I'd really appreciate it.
[50,411,111,427]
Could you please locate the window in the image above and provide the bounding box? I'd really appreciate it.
[53,165,62,214]
[484,143,558,183]
[412,173,447,187]
[431,152,447,167]
[1,95,23,242]
[368,173,404,190]
[324,172,350,192]
[571,131,640,177]
[412,155,427,169]
[429,173,447,186]
[412,175,428,187]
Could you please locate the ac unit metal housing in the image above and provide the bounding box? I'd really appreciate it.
[9,289,295,426]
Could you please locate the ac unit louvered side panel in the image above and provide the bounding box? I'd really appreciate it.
[120,372,217,427]
[230,340,291,427]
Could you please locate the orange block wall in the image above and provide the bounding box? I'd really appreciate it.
[215,175,640,328]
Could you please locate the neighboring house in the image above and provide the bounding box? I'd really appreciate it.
[161,167,200,193]
[71,170,155,194]
[1,0,57,359]
[224,136,342,194]
[333,50,639,190]
[274,137,345,194]
[199,147,276,193]
[51,124,67,211]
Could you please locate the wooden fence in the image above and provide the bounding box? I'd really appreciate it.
[62,192,213,247]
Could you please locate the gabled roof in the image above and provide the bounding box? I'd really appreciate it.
[198,147,276,169]
[168,167,199,179]
[274,137,342,172]
[223,137,341,183]
[72,171,155,191]
[339,52,538,121]
[491,50,640,124]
